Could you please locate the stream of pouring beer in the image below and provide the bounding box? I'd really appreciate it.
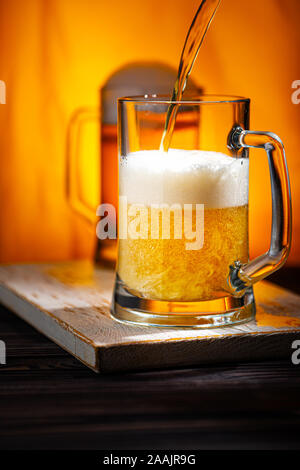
[159,0,221,152]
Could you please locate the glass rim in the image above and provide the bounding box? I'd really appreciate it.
[118,93,250,105]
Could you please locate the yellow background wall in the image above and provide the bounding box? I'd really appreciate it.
[0,0,299,263]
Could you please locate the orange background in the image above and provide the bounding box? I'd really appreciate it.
[0,0,299,264]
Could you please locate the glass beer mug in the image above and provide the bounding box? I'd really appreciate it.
[111,94,292,328]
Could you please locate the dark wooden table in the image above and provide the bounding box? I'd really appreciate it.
[0,267,300,450]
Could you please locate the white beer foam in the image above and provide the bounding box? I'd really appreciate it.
[120,149,249,208]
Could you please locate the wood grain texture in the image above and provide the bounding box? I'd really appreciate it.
[0,270,300,450]
[0,261,299,373]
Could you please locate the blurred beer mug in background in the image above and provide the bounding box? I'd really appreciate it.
[67,62,202,265]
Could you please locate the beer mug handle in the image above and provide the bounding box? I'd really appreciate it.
[227,126,292,296]
[66,107,100,223]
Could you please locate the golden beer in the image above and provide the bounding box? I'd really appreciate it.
[117,149,249,303]
[118,204,248,301]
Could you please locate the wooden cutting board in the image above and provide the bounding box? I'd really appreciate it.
[0,261,299,373]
